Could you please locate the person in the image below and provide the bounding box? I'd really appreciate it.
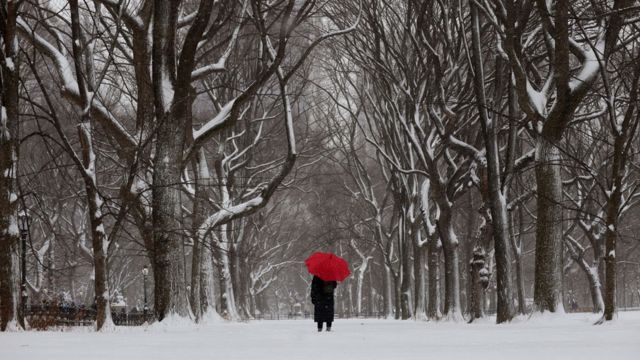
[310,275,337,332]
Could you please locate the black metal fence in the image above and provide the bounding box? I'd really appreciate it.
[24,304,391,328]
[26,304,154,329]
[28,305,635,328]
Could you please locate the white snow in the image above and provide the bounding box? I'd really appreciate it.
[7,216,19,236]
[5,57,15,71]
[569,38,605,92]
[526,81,546,117]
[1,312,638,360]
[160,72,174,110]
[1,106,7,125]
[191,58,226,80]
[193,98,237,141]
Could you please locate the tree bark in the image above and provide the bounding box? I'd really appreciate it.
[438,209,463,320]
[533,137,564,312]
[413,234,426,320]
[399,212,411,320]
[426,238,440,319]
[151,0,191,320]
[602,130,626,320]
[382,258,394,318]
[69,0,113,330]
[0,0,21,331]
[469,4,514,322]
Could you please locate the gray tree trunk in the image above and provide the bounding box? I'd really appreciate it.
[0,0,21,331]
[438,210,462,320]
[413,236,426,320]
[533,137,564,312]
[426,239,440,319]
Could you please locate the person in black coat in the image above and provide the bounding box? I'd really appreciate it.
[310,275,337,332]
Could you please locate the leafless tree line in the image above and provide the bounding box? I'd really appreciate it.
[1,0,640,332]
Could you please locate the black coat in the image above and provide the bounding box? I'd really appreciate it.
[311,276,337,323]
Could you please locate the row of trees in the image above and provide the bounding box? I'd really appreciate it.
[1,0,640,332]
[311,0,640,324]
[0,0,356,330]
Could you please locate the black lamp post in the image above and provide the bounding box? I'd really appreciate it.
[17,211,30,324]
[142,265,149,321]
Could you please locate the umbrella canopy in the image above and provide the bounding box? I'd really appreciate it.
[305,252,351,282]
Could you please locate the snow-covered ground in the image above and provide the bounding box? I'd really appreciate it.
[2,312,639,360]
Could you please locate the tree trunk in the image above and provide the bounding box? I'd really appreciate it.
[0,0,21,331]
[510,209,527,315]
[191,150,219,321]
[69,0,113,330]
[393,270,401,320]
[400,215,411,320]
[151,112,191,320]
[413,237,426,320]
[586,265,605,313]
[533,137,564,312]
[190,151,207,321]
[469,4,514,322]
[78,123,113,330]
[439,210,463,320]
[427,239,441,319]
[383,261,394,318]
[151,0,191,321]
[355,256,370,317]
[602,135,626,321]
[219,225,240,320]
[468,247,488,321]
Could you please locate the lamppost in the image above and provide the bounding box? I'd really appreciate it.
[142,265,149,321]
[17,211,30,325]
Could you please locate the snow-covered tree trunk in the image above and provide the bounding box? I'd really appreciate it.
[599,12,640,321]
[150,0,197,320]
[382,258,394,318]
[399,211,411,320]
[602,159,623,321]
[68,0,114,330]
[350,239,371,317]
[510,210,527,315]
[231,222,248,318]
[190,149,215,321]
[599,68,640,321]
[355,256,371,317]
[0,0,21,332]
[218,230,240,321]
[438,209,462,321]
[586,265,604,313]
[468,246,489,321]
[78,123,113,331]
[413,235,426,320]
[426,239,441,320]
[494,0,617,314]
[469,4,514,323]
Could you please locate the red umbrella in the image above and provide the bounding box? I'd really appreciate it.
[305,252,351,282]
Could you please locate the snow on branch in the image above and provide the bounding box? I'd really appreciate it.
[191,3,244,81]
[420,179,437,238]
[92,0,145,31]
[568,31,606,94]
[192,98,238,143]
[16,18,137,149]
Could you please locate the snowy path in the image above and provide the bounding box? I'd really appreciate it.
[1,312,639,360]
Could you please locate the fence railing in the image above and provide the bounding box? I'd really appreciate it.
[25,305,639,329]
[25,305,154,329]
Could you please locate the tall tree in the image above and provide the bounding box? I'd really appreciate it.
[0,0,22,331]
